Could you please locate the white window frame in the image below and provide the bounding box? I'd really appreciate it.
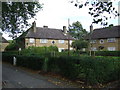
[100,39,104,44]
[90,40,96,43]
[70,40,73,45]
[29,38,35,43]
[58,48,64,52]
[91,47,97,51]
[59,40,64,44]
[107,38,116,43]
[51,40,56,44]
[107,47,116,51]
[40,39,48,43]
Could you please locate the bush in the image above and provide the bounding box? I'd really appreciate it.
[95,51,120,56]
[21,46,58,56]
[16,55,45,70]
[2,51,120,85]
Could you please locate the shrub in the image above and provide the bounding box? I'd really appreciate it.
[21,46,58,56]
[2,51,120,85]
[95,51,120,56]
[16,55,45,70]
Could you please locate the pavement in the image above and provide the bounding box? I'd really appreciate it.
[2,63,79,88]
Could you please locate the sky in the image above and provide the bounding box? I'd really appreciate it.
[2,0,120,40]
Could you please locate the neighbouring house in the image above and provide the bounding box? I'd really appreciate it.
[86,25,120,51]
[0,36,9,52]
[21,21,74,52]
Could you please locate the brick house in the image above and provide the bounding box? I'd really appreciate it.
[87,25,120,51]
[24,22,74,52]
[0,36,9,52]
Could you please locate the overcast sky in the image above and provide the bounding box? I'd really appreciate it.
[3,0,120,40]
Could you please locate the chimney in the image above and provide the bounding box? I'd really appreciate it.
[63,26,67,34]
[43,26,48,29]
[32,21,36,33]
[90,24,93,33]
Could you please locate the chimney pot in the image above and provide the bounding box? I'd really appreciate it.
[43,26,48,28]
[63,26,67,33]
[32,21,36,33]
[90,24,93,33]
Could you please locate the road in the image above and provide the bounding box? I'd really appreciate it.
[2,63,78,88]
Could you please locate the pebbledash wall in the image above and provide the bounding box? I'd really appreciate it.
[25,38,73,52]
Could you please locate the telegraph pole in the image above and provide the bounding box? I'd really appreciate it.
[68,18,70,56]
[90,24,93,56]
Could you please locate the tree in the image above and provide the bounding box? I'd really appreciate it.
[69,21,88,40]
[71,0,119,26]
[72,39,88,51]
[2,2,42,39]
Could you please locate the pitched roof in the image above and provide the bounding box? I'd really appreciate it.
[87,25,120,39]
[25,27,74,40]
[2,37,9,43]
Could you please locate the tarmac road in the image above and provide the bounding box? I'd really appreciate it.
[2,63,78,88]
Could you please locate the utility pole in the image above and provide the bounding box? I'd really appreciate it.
[68,18,70,56]
[90,24,93,56]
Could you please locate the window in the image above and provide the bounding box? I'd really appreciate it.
[59,40,64,43]
[29,38,35,43]
[58,48,64,52]
[100,39,104,44]
[70,40,73,45]
[51,41,55,44]
[108,47,116,51]
[90,40,96,43]
[40,39,48,43]
[91,47,97,51]
[107,38,116,42]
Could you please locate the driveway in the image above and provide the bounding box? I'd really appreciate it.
[2,63,79,88]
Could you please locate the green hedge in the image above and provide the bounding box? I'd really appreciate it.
[16,55,45,70]
[2,52,120,85]
[47,56,120,84]
[95,51,120,56]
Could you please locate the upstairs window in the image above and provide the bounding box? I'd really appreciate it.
[100,39,104,44]
[107,38,116,43]
[90,40,96,43]
[59,40,64,44]
[40,39,48,43]
[91,47,97,51]
[29,38,35,43]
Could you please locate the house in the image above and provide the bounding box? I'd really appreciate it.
[0,36,9,52]
[87,25,120,51]
[24,22,74,52]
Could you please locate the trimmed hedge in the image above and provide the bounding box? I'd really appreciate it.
[16,55,45,70]
[95,51,120,56]
[2,52,120,85]
[47,56,120,84]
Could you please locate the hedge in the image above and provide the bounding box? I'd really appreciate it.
[2,52,120,85]
[95,51,120,56]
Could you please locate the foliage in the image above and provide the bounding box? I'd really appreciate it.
[2,52,120,85]
[21,46,58,55]
[2,2,42,38]
[69,21,88,40]
[71,1,119,26]
[72,39,88,51]
[5,41,20,51]
[16,55,44,70]
[95,51,120,56]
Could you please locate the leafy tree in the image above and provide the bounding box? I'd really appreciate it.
[72,39,88,51]
[69,21,88,40]
[2,2,42,39]
[71,0,119,26]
